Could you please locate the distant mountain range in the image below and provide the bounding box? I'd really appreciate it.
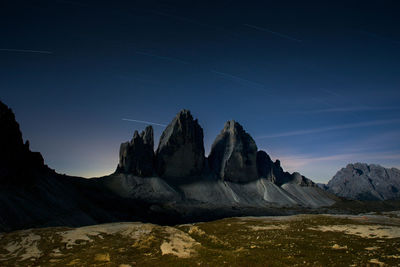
[322,163,400,201]
[0,100,398,232]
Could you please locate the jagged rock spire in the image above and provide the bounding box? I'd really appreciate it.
[155,109,205,178]
[208,120,258,183]
[115,109,316,186]
[117,125,154,177]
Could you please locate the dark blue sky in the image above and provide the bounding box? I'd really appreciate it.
[1,0,399,182]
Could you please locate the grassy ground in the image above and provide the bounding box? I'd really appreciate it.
[1,213,400,266]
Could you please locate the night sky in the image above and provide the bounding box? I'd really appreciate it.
[1,0,400,182]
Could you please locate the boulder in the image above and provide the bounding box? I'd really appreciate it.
[155,110,205,178]
[208,120,258,183]
[117,126,154,177]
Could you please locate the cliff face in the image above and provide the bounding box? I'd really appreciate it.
[326,163,400,200]
[117,126,154,177]
[208,120,258,183]
[0,102,336,232]
[0,101,159,232]
[108,110,329,211]
[0,101,47,183]
[256,151,315,187]
[115,109,316,188]
[155,110,205,179]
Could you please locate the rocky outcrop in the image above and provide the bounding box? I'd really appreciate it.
[256,150,275,182]
[317,183,328,190]
[256,151,314,186]
[326,163,400,200]
[208,120,258,183]
[272,160,288,185]
[289,172,315,187]
[156,110,205,178]
[140,125,154,148]
[0,101,46,182]
[116,126,154,177]
[117,110,315,187]
[256,154,289,185]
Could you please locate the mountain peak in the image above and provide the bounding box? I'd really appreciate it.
[326,163,400,200]
[177,109,192,116]
[208,120,258,183]
[155,110,205,178]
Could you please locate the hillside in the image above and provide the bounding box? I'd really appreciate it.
[0,101,337,232]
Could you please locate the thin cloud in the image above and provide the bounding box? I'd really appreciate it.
[55,0,88,7]
[315,89,362,120]
[243,24,302,42]
[211,70,264,89]
[143,9,242,41]
[115,74,164,86]
[0,48,53,54]
[310,97,337,109]
[122,118,167,127]
[150,10,215,29]
[359,30,400,45]
[279,154,358,170]
[127,77,164,86]
[257,118,400,139]
[136,51,190,65]
[300,106,400,114]
[320,88,342,98]
[280,151,400,169]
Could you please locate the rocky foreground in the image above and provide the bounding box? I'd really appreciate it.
[1,213,400,266]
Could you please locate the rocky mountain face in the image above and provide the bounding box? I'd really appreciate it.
[115,109,317,188]
[208,120,258,183]
[326,163,400,200]
[290,172,315,187]
[108,110,326,209]
[256,151,315,187]
[0,101,163,231]
[116,126,154,177]
[0,101,336,232]
[156,110,205,178]
[256,151,275,182]
[0,101,48,183]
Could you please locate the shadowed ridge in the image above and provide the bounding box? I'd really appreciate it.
[0,100,50,184]
[256,150,315,187]
[116,125,155,177]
